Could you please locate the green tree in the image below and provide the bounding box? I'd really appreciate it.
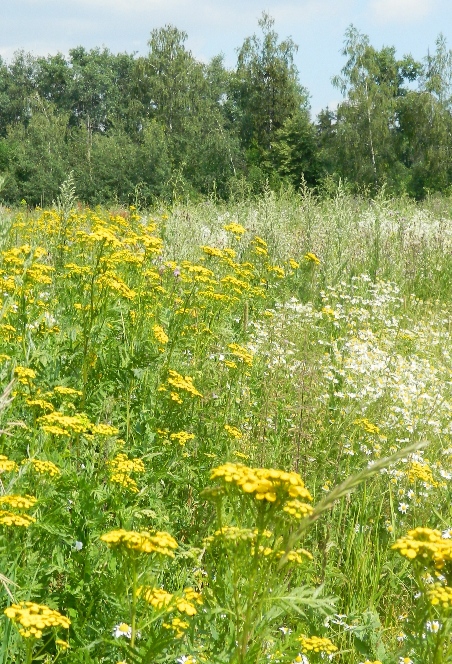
[233,12,309,172]
[271,109,321,187]
[3,102,69,205]
[398,34,452,197]
[330,25,420,192]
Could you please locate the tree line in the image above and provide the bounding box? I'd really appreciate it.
[0,13,451,206]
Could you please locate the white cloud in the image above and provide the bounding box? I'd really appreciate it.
[370,0,436,23]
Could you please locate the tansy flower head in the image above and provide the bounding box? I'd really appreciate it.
[4,602,70,639]
[100,529,178,556]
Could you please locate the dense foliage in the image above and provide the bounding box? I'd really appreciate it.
[1,15,452,205]
[3,189,452,662]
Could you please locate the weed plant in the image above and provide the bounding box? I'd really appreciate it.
[1,190,452,663]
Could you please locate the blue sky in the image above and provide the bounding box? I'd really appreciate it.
[2,0,452,116]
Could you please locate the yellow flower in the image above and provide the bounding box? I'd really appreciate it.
[153,324,169,345]
[100,529,178,556]
[224,222,246,235]
[166,370,203,398]
[0,495,37,509]
[211,463,312,505]
[303,252,321,265]
[0,511,36,527]
[200,245,224,258]
[0,455,18,473]
[53,386,83,396]
[298,635,337,654]
[138,587,173,609]
[14,366,36,384]
[162,616,189,638]
[170,431,195,446]
[228,343,253,366]
[4,602,70,639]
[224,424,243,439]
[28,459,61,477]
[428,583,452,609]
[354,418,380,435]
[392,527,452,568]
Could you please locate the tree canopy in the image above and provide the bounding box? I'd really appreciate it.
[0,17,451,205]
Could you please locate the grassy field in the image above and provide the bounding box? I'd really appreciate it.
[2,188,452,663]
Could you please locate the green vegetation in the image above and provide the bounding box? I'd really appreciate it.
[1,14,452,205]
[1,188,452,662]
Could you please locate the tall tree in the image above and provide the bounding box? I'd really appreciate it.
[330,25,420,192]
[233,13,309,170]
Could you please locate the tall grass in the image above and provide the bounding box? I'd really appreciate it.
[0,189,452,663]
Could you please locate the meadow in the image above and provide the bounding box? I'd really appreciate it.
[2,185,452,663]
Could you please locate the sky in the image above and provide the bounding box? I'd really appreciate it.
[2,0,452,117]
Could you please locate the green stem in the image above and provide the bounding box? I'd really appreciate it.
[25,639,33,664]
[130,558,138,649]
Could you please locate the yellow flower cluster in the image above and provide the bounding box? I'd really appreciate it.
[253,237,268,256]
[201,245,224,258]
[281,548,313,563]
[253,544,313,563]
[162,616,189,638]
[228,343,253,366]
[0,512,36,527]
[407,460,438,487]
[427,583,452,609]
[1,246,54,291]
[0,493,37,528]
[283,499,314,519]
[166,370,203,398]
[138,586,202,616]
[170,431,195,446]
[139,587,173,609]
[153,324,169,345]
[0,495,37,509]
[224,222,246,236]
[26,398,55,412]
[14,366,36,384]
[224,424,243,439]
[210,463,312,506]
[77,224,122,247]
[353,418,380,435]
[28,459,60,477]
[0,455,18,473]
[392,527,452,568]
[4,602,70,639]
[298,635,337,654]
[97,272,136,300]
[100,529,178,557]
[108,453,145,493]
[53,386,82,396]
[38,412,118,438]
[204,526,272,546]
[267,265,285,279]
[303,252,321,265]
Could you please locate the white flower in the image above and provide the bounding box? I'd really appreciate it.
[442,529,452,539]
[398,502,409,514]
[426,620,441,633]
[112,623,132,639]
[73,541,83,551]
[279,626,292,635]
